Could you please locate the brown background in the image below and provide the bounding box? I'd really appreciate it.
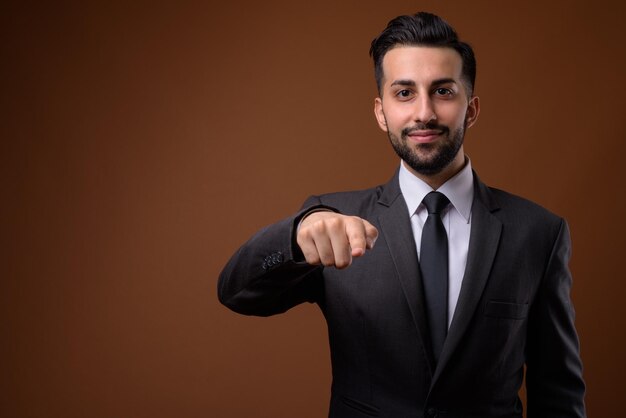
[2,0,625,417]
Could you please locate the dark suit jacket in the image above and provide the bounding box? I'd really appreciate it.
[218,171,586,418]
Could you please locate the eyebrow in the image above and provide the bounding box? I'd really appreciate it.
[389,78,458,88]
[390,79,416,87]
[431,78,457,87]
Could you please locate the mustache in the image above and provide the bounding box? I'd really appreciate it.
[401,122,449,138]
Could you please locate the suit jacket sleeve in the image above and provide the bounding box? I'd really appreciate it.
[217,197,332,316]
[526,219,586,417]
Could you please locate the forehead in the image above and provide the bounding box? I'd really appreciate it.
[381,46,463,86]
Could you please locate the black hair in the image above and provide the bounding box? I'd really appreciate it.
[369,12,476,96]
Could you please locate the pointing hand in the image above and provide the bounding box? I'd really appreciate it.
[297,211,378,269]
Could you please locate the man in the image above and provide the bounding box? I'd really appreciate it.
[218,12,586,418]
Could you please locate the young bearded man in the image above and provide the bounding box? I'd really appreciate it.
[218,12,586,418]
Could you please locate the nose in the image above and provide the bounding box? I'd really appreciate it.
[413,95,437,125]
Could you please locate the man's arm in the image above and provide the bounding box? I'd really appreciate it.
[525,219,586,417]
[217,197,378,316]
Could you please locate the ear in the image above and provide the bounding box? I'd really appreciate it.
[465,96,480,129]
[374,97,388,132]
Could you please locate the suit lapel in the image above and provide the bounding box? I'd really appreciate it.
[377,172,436,375]
[433,174,502,383]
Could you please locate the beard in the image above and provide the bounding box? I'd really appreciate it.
[387,120,466,176]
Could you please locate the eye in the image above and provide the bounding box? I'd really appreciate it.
[434,87,453,96]
[395,89,413,100]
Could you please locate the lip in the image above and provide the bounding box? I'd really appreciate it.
[406,130,442,144]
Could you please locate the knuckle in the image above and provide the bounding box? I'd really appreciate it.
[310,220,328,234]
[337,254,352,269]
[321,257,335,267]
[304,251,321,265]
[335,260,348,269]
[307,257,321,266]
[325,217,342,230]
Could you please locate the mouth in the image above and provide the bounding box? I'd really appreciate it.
[405,129,443,144]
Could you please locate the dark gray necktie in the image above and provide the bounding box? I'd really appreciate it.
[420,191,450,363]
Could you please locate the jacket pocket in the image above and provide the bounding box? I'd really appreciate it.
[485,300,529,319]
[340,395,380,416]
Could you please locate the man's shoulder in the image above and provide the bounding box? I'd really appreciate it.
[483,184,564,225]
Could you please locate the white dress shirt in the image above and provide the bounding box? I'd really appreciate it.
[398,158,474,328]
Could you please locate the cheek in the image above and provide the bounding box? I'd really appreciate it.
[383,104,413,128]
[438,104,468,127]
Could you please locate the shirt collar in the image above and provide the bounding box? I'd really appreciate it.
[398,157,474,222]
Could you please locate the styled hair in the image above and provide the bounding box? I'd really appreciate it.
[369,12,476,96]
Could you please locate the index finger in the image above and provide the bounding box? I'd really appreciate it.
[364,221,378,250]
[345,217,370,258]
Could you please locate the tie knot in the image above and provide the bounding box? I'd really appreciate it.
[422,191,450,215]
